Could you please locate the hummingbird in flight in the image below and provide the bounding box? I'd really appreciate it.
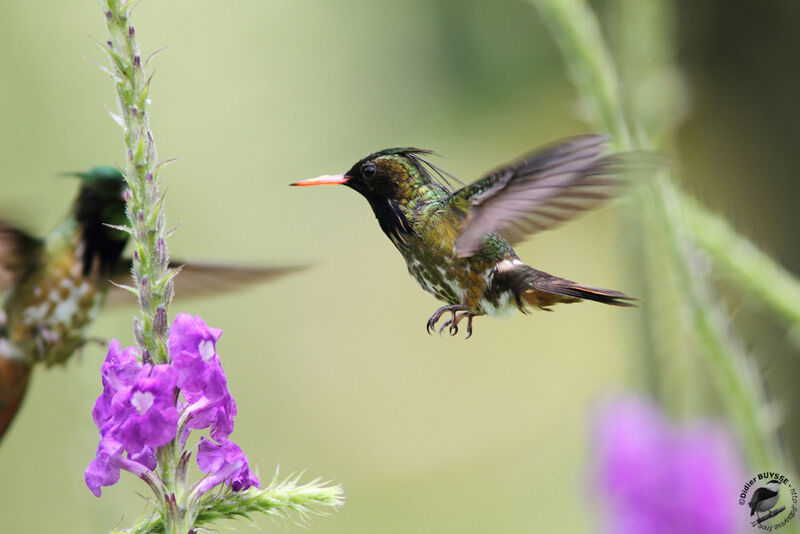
[0,166,300,441]
[291,135,637,338]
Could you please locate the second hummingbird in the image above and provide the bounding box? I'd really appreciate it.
[292,135,637,338]
[0,167,301,442]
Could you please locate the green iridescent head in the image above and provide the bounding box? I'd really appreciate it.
[70,165,126,194]
[292,148,444,204]
[342,148,434,200]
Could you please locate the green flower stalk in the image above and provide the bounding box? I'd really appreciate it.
[103,0,173,365]
[122,474,345,534]
[683,198,800,330]
[529,0,787,473]
[89,2,344,533]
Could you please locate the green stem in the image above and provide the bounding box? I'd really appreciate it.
[684,198,800,328]
[652,173,776,469]
[103,0,174,365]
[532,0,632,150]
[529,0,783,471]
[102,2,181,531]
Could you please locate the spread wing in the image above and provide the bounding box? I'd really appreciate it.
[448,135,628,257]
[0,222,42,295]
[106,260,306,306]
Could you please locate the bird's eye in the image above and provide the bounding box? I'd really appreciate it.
[362,162,377,180]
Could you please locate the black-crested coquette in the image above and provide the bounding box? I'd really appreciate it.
[0,167,300,440]
[292,135,638,338]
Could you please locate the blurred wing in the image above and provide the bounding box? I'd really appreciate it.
[449,135,627,257]
[106,260,306,306]
[0,222,42,294]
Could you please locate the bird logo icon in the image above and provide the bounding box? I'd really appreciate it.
[749,479,782,520]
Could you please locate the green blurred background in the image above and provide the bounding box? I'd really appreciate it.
[0,1,798,532]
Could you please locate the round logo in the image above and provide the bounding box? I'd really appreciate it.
[739,472,797,530]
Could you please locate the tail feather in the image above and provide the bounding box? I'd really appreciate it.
[534,280,637,307]
[493,262,637,309]
[0,355,32,443]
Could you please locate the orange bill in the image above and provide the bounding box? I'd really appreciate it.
[290,174,350,186]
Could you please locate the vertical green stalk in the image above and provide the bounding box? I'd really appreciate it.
[103,0,174,365]
[532,0,632,150]
[529,0,783,472]
[103,0,179,509]
[93,5,345,532]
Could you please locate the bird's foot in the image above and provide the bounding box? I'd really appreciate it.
[426,305,475,338]
[426,305,465,335]
[439,311,471,336]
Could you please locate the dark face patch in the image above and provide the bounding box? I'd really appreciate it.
[343,154,425,249]
[74,179,128,276]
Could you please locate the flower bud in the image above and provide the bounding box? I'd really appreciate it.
[133,318,145,348]
[164,278,175,307]
[154,306,167,337]
[155,238,167,269]
[139,276,150,310]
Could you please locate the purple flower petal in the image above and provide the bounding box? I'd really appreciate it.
[170,314,238,439]
[92,339,146,429]
[85,436,150,498]
[112,364,179,454]
[129,447,157,471]
[197,437,259,493]
[169,314,222,381]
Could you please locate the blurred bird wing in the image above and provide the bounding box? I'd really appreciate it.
[0,222,42,295]
[106,260,306,306]
[447,135,626,257]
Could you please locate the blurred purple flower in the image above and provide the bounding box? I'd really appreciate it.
[196,437,260,494]
[592,397,745,534]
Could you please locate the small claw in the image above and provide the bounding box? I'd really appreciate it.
[464,315,474,339]
[439,310,459,335]
[449,322,458,336]
[426,313,442,335]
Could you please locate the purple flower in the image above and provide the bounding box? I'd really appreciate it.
[592,397,745,534]
[86,341,179,495]
[196,437,260,494]
[171,314,236,440]
[92,339,145,429]
[92,340,180,453]
[181,390,237,443]
[110,363,179,454]
[87,316,255,500]
[169,314,223,396]
[85,436,150,497]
